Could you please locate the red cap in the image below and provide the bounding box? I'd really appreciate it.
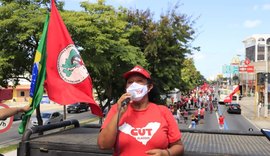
[123,65,151,79]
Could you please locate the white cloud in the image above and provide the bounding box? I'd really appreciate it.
[243,20,261,28]
[253,5,259,11]
[262,4,270,10]
[252,4,270,11]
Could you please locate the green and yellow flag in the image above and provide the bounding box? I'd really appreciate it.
[18,14,49,134]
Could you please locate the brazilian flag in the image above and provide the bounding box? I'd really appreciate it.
[18,14,49,134]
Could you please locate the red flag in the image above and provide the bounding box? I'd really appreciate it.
[223,85,239,103]
[200,82,209,91]
[231,85,239,95]
[45,0,102,116]
[223,94,232,103]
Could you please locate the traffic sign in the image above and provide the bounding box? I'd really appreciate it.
[244,58,251,65]
[222,65,239,74]
[0,103,14,133]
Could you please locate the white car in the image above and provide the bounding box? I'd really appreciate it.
[31,111,63,126]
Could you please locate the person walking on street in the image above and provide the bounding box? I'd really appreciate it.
[191,114,197,129]
[218,114,225,130]
[172,106,180,123]
[183,109,188,124]
[197,107,201,121]
[209,102,213,113]
[258,101,262,117]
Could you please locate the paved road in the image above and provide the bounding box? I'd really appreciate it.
[178,103,257,131]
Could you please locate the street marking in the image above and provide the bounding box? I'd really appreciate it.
[188,124,192,128]
[217,104,228,130]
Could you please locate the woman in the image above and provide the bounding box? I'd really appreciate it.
[97,65,184,156]
[190,114,197,128]
[218,114,225,130]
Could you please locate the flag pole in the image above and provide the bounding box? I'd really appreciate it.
[63,105,66,120]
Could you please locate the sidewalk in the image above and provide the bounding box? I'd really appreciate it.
[239,96,270,129]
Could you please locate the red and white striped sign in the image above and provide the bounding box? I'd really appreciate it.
[239,65,254,73]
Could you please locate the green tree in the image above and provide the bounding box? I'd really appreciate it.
[181,58,204,92]
[0,0,65,129]
[0,0,65,87]
[124,3,199,96]
[0,0,202,113]
[60,0,147,111]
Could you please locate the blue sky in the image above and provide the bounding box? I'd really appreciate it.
[62,0,270,80]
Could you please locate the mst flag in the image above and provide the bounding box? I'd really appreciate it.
[45,0,102,116]
[18,15,49,134]
[223,94,232,103]
[224,85,240,103]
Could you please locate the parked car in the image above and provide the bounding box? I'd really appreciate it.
[67,103,89,113]
[31,111,63,126]
[227,103,241,114]
[232,94,242,100]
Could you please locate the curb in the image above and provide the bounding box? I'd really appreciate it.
[241,113,260,131]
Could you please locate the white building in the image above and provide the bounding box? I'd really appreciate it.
[242,34,270,116]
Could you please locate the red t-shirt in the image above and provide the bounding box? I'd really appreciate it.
[101,103,181,156]
[219,116,224,124]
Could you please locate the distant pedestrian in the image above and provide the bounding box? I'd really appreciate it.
[209,102,213,113]
[218,114,225,130]
[183,109,188,124]
[191,114,197,128]
[197,107,201,121]
[177,108,182,122]
[258,102,262,117]
[172,106,180,123]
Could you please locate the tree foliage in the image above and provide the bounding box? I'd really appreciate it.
[61,0,147,109]
[0,0,204,111]
[181,58,204,92]
[0,1,47,86]
[0,0,65,86]
[123,4,200,95]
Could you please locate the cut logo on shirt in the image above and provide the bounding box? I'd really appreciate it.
[119,122,161,145]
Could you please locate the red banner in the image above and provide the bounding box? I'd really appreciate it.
[45,0,102,117]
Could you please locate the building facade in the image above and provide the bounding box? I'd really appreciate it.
[242,34,270,106]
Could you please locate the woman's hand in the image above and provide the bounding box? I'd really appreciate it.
[116,93,132,114]
[145,149,168,156]
[19,105,32,112]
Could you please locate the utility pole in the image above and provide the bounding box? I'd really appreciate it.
[264,44,269,118]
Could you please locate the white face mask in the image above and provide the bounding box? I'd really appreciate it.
[126,82,148,101]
